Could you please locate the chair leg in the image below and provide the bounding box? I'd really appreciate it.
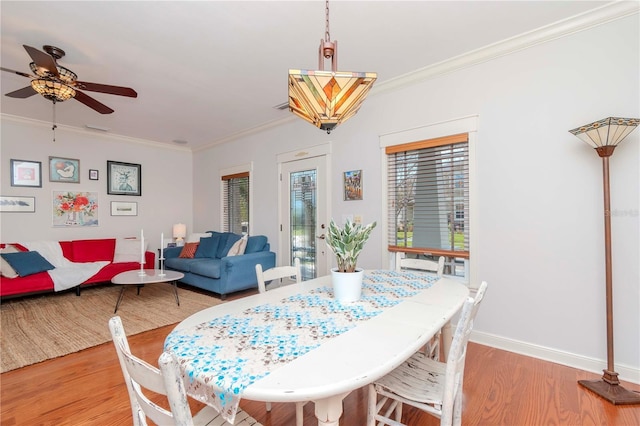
[367,384,377,426]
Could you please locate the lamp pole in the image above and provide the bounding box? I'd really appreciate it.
[570,118,640,405]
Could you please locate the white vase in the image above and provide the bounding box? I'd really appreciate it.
[331,267,364,303]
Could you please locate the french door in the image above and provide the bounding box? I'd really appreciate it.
[279,155,329,280]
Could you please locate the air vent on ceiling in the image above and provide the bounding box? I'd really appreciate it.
[273,102,289,111]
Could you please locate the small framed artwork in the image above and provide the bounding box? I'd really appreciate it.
[89,169,99,180]
[343,169,363,201]
[0,196,36,213]
[111,201,138,216]
[107,161,141,196]
[10,159,42,187]
[49,156,80,183]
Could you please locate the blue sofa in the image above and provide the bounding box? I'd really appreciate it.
[163,232,275,299]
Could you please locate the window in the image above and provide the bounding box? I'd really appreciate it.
[387,133,469,277]
[221,172,249,234]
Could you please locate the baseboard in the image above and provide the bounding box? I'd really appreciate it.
[470,330,640,385]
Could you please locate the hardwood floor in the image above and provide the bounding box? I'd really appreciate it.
[2,323,639,425]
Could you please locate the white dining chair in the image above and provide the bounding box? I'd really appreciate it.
[395,252,445,277]
[395,252,446,360]
[367,281,488,426]
[109,316,262,426]
[255,258,307,425]
[255,257,302,293]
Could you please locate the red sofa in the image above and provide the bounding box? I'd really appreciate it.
[0,239,155,298]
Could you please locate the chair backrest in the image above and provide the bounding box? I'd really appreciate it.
[255,257,301,293]
[109,316,194,426]
[395,252,445,277]
[441,281,488,425]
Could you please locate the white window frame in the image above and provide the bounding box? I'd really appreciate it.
[380,115,478,287]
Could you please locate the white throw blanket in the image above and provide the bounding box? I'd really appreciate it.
[22,241,109,292]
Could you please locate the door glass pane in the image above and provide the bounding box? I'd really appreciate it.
[290,169,316,280]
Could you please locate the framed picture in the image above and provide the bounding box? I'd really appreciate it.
[49,157,80,183]
[110,201,138,216]
[107,161,141,196]
[89,169,99,180]
[52,191,99,227]
[0,196,36,212]
[10,159,42,187]
[343,169,363,201]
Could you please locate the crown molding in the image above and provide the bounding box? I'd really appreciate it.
[372,1,639,96]
[1,113,190,152]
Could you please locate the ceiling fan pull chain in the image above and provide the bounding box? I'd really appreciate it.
[52,100,57,142]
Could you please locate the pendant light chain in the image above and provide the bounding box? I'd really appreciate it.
[325,0,330,43]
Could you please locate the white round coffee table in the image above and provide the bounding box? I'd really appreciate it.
[111,269,184,313]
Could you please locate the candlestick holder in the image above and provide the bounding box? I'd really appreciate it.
[158,256,166,277]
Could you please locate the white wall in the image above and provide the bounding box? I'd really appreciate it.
[0,117,193,253]
[193,15,640,380]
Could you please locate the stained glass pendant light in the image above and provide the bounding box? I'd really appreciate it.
[288,0,377,134]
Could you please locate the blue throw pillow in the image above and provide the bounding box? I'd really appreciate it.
[1,251,55,277]
[245,235,267,253]
[194,235,220,258]
[219,233,241,258]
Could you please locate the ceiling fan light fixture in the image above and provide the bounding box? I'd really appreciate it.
[29,62,77,84]
[288,0,376,133]
[31,79,76,102]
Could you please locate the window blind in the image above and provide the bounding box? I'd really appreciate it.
[386,133,469,259]
[221,172,249,234]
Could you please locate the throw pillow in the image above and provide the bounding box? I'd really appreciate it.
[245,235,267,253]
[1,251,55,277]
[179,242,199,258]
[226,235,248,257]
[0,245,20,278]
[187,232,212,243]
[113,238,147,263]
[194,235,220,258]
[219,233,241,258]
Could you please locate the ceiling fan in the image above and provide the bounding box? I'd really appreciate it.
[1,44,137,114]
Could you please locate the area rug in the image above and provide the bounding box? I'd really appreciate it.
[0,284,222,373]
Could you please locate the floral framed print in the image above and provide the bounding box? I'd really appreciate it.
[53,191,99,227]
[343,169,363,201]
[11,159,42,187]
[107,161,141,196]
[49,157,80,183]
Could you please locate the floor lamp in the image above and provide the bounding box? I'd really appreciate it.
[569,117,640,405]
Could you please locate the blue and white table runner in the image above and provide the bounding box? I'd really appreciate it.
[164,270,437,423]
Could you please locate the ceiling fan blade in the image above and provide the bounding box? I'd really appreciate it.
[74,90,114,114]
[5,86,37,98]
[1,67,34,79]
[23,45,59,78]
[74,81,137,98]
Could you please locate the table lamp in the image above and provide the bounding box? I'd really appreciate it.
[569,116,640,405]
[173,223,186,247]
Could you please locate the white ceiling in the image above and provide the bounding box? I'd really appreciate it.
[1,1,610,150]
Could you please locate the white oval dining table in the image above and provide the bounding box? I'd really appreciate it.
[168,271,469,426]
